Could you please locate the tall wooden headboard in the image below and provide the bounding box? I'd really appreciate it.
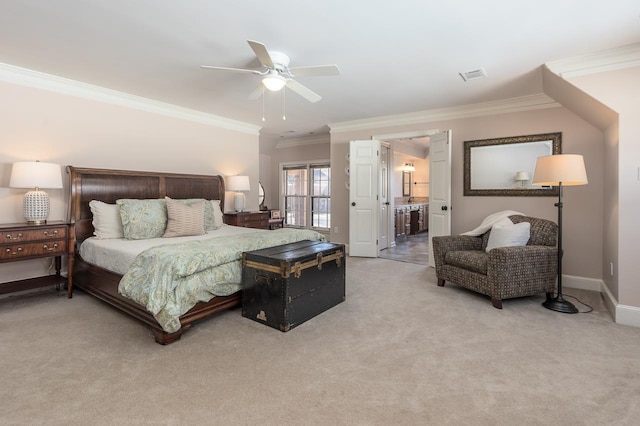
[67,166,225,246]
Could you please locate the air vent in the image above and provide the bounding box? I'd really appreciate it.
[459,67,487,82]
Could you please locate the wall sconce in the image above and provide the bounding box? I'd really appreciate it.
[403,163,415,172]
[227,175,251,212]
[514,171,530,188]
[9,161,63,224]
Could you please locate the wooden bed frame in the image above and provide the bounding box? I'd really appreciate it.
[67,166,241,345]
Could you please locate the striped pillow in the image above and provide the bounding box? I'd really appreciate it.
[163,197,206,238]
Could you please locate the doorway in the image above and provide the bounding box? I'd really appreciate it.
[374,130,435,266]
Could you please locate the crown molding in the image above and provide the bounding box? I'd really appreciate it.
[0,62,260,135]
[329,93,560,134]
[275,134,330,149]
[546,43,640,79]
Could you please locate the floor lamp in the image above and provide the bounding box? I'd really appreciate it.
[533,154,588,313]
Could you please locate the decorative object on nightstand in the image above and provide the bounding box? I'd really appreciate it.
[10,161,63,224]
[258,181,268,210]
[533,154,588,314]
[515,171,530,188]
[227,175,250,212]
[268,210,283,229]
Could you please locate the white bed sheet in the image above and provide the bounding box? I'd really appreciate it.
[79,224,265,275]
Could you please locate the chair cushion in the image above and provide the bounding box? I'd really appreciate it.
[445,250,488,275]
[485,221,530,252]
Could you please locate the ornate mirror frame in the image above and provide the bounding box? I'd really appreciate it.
[258,181,266,210]
[464,132,561,196]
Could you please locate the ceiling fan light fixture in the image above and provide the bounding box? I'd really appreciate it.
[262,74,286,91]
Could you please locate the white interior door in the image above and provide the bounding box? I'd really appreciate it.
[379,145,391,252]
[349,140,380,257]
[428,130,452,267]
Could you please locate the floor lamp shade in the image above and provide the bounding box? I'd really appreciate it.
[532,154,587,314]
[9,161,63,224]
[227,175,250,212]
[532,154,588,187]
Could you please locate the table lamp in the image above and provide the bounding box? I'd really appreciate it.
[227,175,250,212]
[10,161,63,224]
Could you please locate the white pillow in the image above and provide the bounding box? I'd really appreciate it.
[89,200,124,239]
[485,221,531,253]
[211,200,224,228]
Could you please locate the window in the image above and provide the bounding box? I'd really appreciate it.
[282,162,331,230]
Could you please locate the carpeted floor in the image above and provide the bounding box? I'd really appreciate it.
[1,257,639,425]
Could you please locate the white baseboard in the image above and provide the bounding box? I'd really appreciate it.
[563,274,602,292]
[599,281,640,328]
[615,304,640,328]
[564,274,640,328]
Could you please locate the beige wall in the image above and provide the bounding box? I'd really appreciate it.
[331,106,604,279]
[0,80,259,283]
[569,66,640,308]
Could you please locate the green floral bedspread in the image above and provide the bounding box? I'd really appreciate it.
[118,228,326,333]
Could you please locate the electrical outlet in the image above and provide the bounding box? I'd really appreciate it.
[334,226,339,234]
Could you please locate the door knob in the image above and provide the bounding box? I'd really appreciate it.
[351,202,356,206]
[441,205,448,211]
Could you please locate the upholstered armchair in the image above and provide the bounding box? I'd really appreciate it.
[432,216,558,309]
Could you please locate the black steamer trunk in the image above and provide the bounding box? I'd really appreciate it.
[241,240,346,331]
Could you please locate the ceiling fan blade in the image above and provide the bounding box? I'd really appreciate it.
[248,84,263,100]
[286,79,322,103]
[247,40,274,68]
[289,65,340,77]
[200,65,260,74]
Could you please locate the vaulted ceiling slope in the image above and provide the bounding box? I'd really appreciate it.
[1,1,638,146]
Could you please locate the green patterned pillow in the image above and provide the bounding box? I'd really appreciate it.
[116,199,167,240]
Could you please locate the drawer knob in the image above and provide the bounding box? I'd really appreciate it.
[43,243,59,251]
[6,233,23,240]
[43,230,58,237]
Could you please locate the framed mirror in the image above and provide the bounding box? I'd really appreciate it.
[258,181,266,210]
[464,132,561,196]
[402,171,411,196]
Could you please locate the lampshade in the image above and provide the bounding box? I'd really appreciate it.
[227,175,251,191]
[9,161,63,189]
[10,161,63,224]
[515,171,530,182]
[532,154,588,186]
[404,163,415,172]
[227,175,250,212]
[262,73,287,91]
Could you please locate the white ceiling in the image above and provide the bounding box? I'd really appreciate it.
[1,1,639,151]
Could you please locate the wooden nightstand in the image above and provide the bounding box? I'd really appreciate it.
[223,212,270,229]
[0,221,72,298]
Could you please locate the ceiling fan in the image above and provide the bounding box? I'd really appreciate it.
[201,40,340,103]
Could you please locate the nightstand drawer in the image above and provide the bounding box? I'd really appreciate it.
[237,219,269,228]
[1,240,66,260]
[3,226,67,243]
[224,212,270,229]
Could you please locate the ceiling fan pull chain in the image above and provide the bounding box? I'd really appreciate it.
[262,85,266,122]
[282,88,286,121]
